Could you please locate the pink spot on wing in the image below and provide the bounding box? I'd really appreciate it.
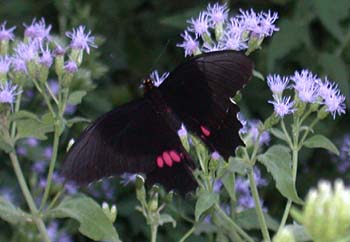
[163,152,173,167]
[156,156,164,168]
[169,150,181,162]
[200,125,211,137]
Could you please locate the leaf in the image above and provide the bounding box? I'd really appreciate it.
[257,145,303,204]
[48,195,120,242]
[312,0,350,41]
[236,208,279,231]
[221,173,236,201]
[67,91,87,105]
[228,157,250,175]
[9,110,40,122]
[195,191,219,221]
[0,137,14,153]
[66,117,90,127]
[270,128,288,142]
[16,119,53,140]
[284,224,312,242]
[159,214,176,227]
[0,196,28,225]
[304,134,340,155]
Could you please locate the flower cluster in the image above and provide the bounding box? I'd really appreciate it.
[267,70,346,119]
[177,3,279,56]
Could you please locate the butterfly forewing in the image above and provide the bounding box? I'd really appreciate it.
[159,50,253,159]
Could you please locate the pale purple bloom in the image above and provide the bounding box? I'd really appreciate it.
[177,123,188,137]
[43,146,53,159]
[211,151,221,160]
[26,137,39,147]
[213,179,223,193]
[47,222,59,241]
[48,80,59,95]
[31,160,46,174]
[267,74,289,94]
[64,104,77,115]
[291,69,320,93]
[206,3,229,26]
[227,17,245,37]
[220,32,247,50]
[269,95,295,117]
[202,42,224,52]
[177,31,199,57]
[0,56,11,74]
[150,70,169,87]
[0,21,16,41]
[298,82,319,103]
[11,55,27,73]
[120,173,137,186]
[66,26,96,54]
[64,61,78,73]
[317,77,338,100]
[39,44,53,68]
[259,11,279,36]
[187,12,211,37]
[14,41,39,62]
[0,81,19,105]
[239,9,260,35]
[324,91,346,119]
[23,18,51,42]
[54,42,66,56]
[253,167,267,186]
[240,118,270,145]
[239,9,279,37]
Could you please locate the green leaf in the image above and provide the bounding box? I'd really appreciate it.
[66,117,90,127]
[195,191,219,221]
[312,0,350,41]
[0,137,14,153]
[304,134,340,155]
[159,214,176,227]
[236,208,279,231]
[257,145,303,204]
[228,157,250,175]
[9,110,40,122]
[67,91,87,105]
[270,128,288,142]
[0,196,28,225]
[284,224,312,242]
[48,195,120,242]
[221,173,236,201]
[16,119,53,140]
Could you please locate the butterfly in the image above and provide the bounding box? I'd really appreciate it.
[62,50,254,194]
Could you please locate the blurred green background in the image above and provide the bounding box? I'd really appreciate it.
[0,0,349,241]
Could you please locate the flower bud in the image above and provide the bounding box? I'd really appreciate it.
[317,106,329,120]
[102,202,117,223]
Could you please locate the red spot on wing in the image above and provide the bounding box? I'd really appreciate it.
[162,152,173,167]
[200,125,211,137]
[156,156,164,168]
[169,150,181,162]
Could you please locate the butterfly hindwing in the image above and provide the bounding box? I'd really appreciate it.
[62,98,196,193]
[159,50,253,159]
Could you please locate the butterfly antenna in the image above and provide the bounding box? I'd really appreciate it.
[149,40,171,73]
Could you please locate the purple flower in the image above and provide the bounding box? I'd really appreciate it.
[0,81,20,105]
[268,95,295,118]
[202,42,224,52]
[66,26,96,54]
[211,151,221,160]
[187,12,211,37]
[317,77,338,100]
[240,118,270,145]
[239,9,260,34]
[64,104,77,115]
[14,41,39,62]
[220,32,247,50]
[48,80,59,95]
[64,61,78,73]
[0,21,16,41]
[213,179,223,193]
[206,3,229,26]
[267,74,289,94]
[39,44,53,68]
[324,90,346,119]
[253,167,267,187]
[259,11,280,37]
[226,17,245,37]
[31,160,47,174]
[291,69,320,93]
[239,9,279,37]
[23,18,51,42]
[54,42,66,56]
[0,56,11,74]
[177,31,199,57]
[177,123,188,137]
[26,137,39,147]
[150,70,169,87]
[11,55,27,73]
[47,221,59,241]
[120,173,137,186]
[43,146,53,159]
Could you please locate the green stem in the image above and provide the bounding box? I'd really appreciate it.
[40,122,61,210]
[248,169,271,242]
[280,120,293,148]
[45,83,59,105]
[9,152,51,242]
[214,204,254,242]
[150,224,158,242]
[178,226,195,242]
[10,91,22,137]
[298,117,319,149]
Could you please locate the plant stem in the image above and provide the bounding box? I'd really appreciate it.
[214,204,254,242]
[40,122,61,210]
[150,224,158,242]
[10,91,22,137]
[178,226,195,242]
[9,152,51,242]
[248,169,271,242]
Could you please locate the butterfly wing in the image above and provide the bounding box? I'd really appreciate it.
[62,98,196,193]
[159,50,253,159]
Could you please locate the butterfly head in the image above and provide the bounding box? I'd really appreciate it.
[142,78,155,92]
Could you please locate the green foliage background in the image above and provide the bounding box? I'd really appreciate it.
[0,0,349,241]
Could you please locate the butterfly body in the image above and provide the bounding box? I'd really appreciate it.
[62,50,253,194]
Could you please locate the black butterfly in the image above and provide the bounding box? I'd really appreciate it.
[62,50,253,194]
